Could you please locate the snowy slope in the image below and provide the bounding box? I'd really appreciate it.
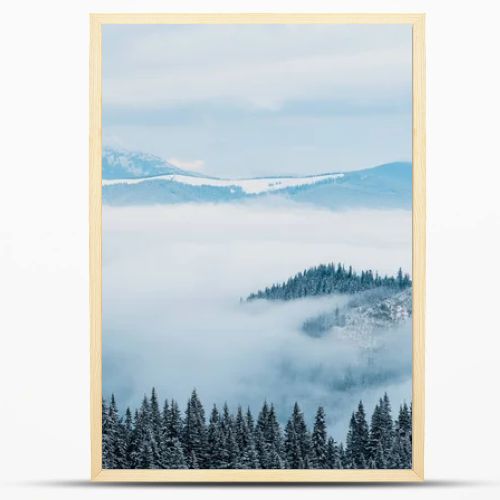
[102,172,344,195]
[302,288,412,341]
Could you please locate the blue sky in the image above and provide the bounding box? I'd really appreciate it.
[103,24,412,178]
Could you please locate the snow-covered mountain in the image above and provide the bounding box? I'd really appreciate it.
[302,287,412,341]
[102,147,198,179]
[102,147,411,210]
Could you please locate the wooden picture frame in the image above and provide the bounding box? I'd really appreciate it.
[90,13,425,482]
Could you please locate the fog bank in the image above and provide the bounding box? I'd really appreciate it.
[103,201,412,438]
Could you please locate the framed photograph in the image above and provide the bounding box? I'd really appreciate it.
[90,13,425,482]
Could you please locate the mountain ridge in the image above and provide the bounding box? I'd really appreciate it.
[102,147,411,210]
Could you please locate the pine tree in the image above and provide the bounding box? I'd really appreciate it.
[234,405,261,468]
[226,425,240,468]
[338,442,347,469]
[234,406,250,450]
[149,388,163,468]
[345,402,369,469]
[266,404,284,462]
[160,399,170,467]
[102,395,126,469]
[128,409,141,468]
[395,403,412,469]
[123,407,133,467]
[268,448,285,469]
[207,405,226,469]
[326,437,341,469]
[167,399,183,441]
[245,407,255,436]
[182,389,208,468]
[255,425,269,468]
[255,402,271,468]
[133,395,155,468]
[369,400,383,460]
[110,395,127,468]
[164,438,187,469]
[239,440,260,469]
[380,393,394,455]
[256,401,270,438]
[284,403,312,468]
[374,440,387,469]
[284,420,302,469]
[312,406,328,468]
[102,398,112,468]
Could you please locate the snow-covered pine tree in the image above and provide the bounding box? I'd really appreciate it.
[102,395,127,469]
[234,405,262,468]
[160,399,170,467]
[312,406,328,468]
[149,388,163,468]
[376,440,387,469]
[163,438,187,469]
[167,399,183,441]
[266,404,284,463]
[284,402,312,468]
[102,398,112,468]
[368,399,383,461]
[337,442,347,469]
[255,402,271,468]
[256,401,269,438]
[226,425,240,469]
[133,395,155,469]
[161,399,170,437]
[245,407,255,437]
[380,393,394,455]
[395,403,412,469]
[254,425,270,468]
[267,448,285,469]
[207,405,226,469]
[284,419,302,469]
[325,436,342,469]
[345,402,370,469]
[110,395,127,468]
[182,389,208,469]
[123,407,134,467]
[234,406,249,450]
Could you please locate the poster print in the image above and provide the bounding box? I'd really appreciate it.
[90,14,425,482]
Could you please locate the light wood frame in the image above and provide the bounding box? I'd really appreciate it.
[90,13,425,483]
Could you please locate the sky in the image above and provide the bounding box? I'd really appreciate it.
[103,24,412,178]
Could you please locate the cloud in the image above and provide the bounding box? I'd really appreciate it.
[102,24,411,111]
[167,157,205,172]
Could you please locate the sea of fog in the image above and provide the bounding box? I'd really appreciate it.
[103,199,412,440]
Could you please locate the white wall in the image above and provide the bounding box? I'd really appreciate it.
[1,0,499,498]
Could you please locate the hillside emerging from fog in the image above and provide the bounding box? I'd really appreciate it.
[246,262,412,341]
[247,263,411,301]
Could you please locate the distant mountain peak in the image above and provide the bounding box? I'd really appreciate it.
[102,146,199,179]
